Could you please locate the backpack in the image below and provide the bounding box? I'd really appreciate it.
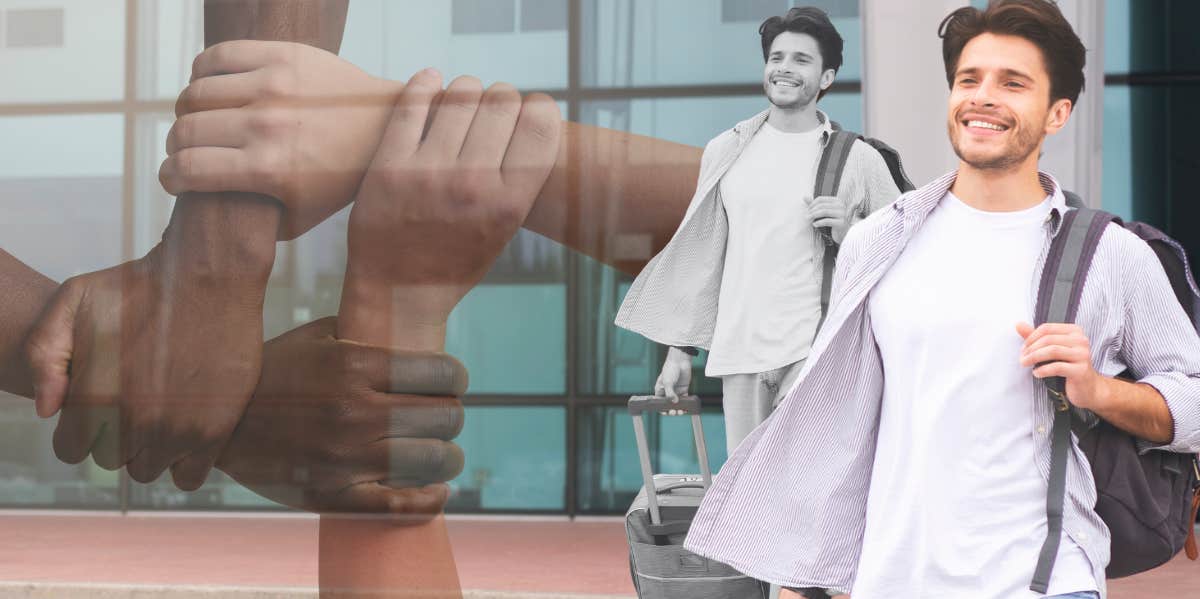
[1029,200,1200,593]
[817,124,915,315]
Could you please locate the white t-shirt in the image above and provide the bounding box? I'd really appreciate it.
[707,122,823,377]
[854,192,1097,598]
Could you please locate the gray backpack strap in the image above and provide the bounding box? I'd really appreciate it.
[1030,206,1116,593]
[815,130,859,318]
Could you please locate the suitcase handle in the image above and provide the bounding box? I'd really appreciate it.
[655,480,705,493]
[628,394,702,416]
[646,520,692,537]
[629,394,713,526]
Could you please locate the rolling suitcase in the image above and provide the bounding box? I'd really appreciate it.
[624,394,769,598]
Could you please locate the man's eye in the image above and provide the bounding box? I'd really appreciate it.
[1005,81,1025,88]
[957,78,977,85]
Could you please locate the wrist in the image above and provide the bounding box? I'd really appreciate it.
[159,193,279,288]
[1079,372,1114,412]
[338,267,450,352]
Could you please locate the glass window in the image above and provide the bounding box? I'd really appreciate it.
[521,0,568,32]
[0,0,124,104]
[0,397,122,508]
[581,0,861,87]
[0,114,124,282]
[448,406,566,511]
[447,282,567,395]
[452,0,517,34]
[130,470,280,510]
[575,257,721,397]
[342,0,567,91]
[138,0,204,101]
[575,404,727,514]
[1101,85,1133,220]
[1104,0,1130,75]
[6,8,65,48]
[723,0,857,23]
[583,93,860,148]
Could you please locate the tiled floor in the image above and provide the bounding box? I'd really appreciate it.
[0,512,1195,597]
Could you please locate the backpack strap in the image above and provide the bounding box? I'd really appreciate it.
[815,130,860,319]
[1030,206,1118,593]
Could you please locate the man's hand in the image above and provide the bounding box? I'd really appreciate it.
[25,245,267,490]
[338,68,562,349]
[1017,321,1175,443]
[807,195,852,243]
[160,40,401,240]
[1017,321,1105,408]
[217,317,468,518]
[654,347,692,399]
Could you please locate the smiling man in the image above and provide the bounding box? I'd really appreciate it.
[683,1,1200,598]
[615,6,901,465]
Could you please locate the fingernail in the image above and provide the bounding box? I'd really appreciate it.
[421,67,441,79]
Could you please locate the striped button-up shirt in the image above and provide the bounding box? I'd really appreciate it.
[683,171,1200,597]
[614,109,900,352]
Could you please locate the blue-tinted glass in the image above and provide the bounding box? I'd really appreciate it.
[1104,0,1130,74]
[447,283,567,394]
[1101,85,1133,220]
[449,406,566,511]
[581,0,861,87]
[575,259,720,397]
[583,96,763,147]
[575,405,728,513]
[343,0,567,90]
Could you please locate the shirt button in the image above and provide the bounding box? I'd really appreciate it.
[1037,426,1047,434]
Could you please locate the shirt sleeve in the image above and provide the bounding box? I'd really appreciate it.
[1112,227,1200,453]
[844,142,902,232]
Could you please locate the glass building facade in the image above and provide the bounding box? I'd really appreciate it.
[0,0,1195,515]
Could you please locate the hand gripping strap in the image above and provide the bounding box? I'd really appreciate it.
[1030,207,1116,593]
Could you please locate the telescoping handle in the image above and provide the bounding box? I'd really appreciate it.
[628,395,713,526]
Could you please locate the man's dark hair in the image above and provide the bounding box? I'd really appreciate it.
[759,6,845,79]
[938,0,1086,105]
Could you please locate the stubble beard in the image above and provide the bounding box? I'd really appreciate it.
[947,116,1042,171]
[766,81,818,112]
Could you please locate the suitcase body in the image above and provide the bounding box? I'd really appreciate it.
[624,395,768,599]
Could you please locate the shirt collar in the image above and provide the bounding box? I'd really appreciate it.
[734,108,834,145]
[894,170,1071,233]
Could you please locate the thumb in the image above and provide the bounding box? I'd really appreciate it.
[1015,321,1036,339]
[25,282,83,418]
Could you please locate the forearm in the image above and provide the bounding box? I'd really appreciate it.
[1089,376,1174,444]
[526,122,702,276]
[163,0,353,286]
[0,251,57,397]
[328,282,461,598]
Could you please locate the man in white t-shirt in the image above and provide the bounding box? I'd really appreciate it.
[684,2,1200,598]
[615,7,901,459]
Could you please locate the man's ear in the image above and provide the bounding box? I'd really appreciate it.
[1045,98,1073,135]
[819,69,836,91]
